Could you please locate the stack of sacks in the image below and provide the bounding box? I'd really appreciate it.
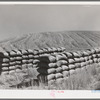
[90,48,96,64]
[0,51,10,75]
[81,51,89,69]
[8,50,23,87]
[9,50,17,74]
[94,48,100,64]
[85,49,93,66]
[79,51,88,70]
[33,49,40,68]
[14,50,22,73]
[77,51,88,71]
[66,53,76,75]
[96,48,100,63]
[21,50,29,71]
[64,52,76,75]
[37,54,57,84]
[82,49,93,70]
[91,48,98,64]
[72,51,82,73]
[73,52,81,67]
[55,53,67,83]
[86,49,93,65]
[27,49,34,69]
[33,49,40,58]
[33,58,40,68]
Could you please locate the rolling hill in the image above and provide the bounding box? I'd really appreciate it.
[0,31,100,52]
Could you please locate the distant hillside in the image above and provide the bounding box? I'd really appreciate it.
[0,31,100,52]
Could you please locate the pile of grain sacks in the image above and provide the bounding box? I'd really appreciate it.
[9,50,22,74]
[35,47,100,85]
[0,51,10,75]
[2,46,100,86]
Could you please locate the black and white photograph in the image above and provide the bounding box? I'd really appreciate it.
[0,2,100,95]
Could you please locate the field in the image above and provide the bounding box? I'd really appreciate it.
[1,31,100,52]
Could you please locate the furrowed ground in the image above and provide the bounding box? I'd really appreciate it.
[1,31,100,52]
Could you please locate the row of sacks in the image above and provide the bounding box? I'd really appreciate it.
[1,47,100,66]
[1,51,99,75]
[0,47,65,68]
[52,52,100,66]
[2,47,100,69]
[1,67,23,75]
[0,47,65,75]
[0,47,65,62]
[1,63,37,75]
[1,47,100,76]
[36,57,100,74]
[35,52,99,71]
[54,53,100,70]
[33,47,66,55]
[63,47,100,59]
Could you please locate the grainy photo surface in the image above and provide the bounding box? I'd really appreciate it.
[0,4,100,90]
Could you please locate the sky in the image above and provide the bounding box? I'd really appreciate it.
[0,5,100,41]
